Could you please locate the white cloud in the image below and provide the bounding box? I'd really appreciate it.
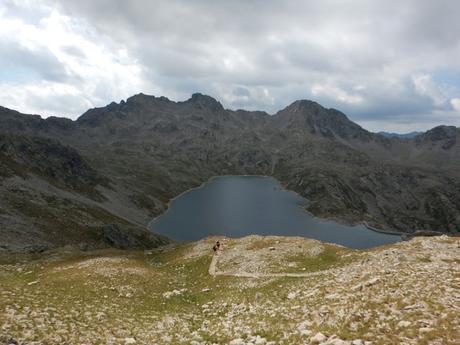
[412,74,449,107]
[311,83,364,105]
[0,1,152,118]
[451,98,460,112]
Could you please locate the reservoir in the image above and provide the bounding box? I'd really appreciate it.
[149,176,401,249]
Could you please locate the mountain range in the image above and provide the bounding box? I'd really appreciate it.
[1,93,459,251]
[377,131,422,139]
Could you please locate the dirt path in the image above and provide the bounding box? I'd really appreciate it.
[208,252,218,275]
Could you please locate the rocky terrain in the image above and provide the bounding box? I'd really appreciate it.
[1,94,459,251]
[1,235,459,344]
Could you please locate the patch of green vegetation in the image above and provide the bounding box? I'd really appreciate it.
[418,256,432,263]
[442,258,460,264]
[285,246,355,273]
[7,195,97,245]
[5,190,163,248]
[246,238,279,250]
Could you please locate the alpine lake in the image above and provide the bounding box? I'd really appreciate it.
[150,176,401,249]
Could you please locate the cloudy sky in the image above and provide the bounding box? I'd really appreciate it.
[1,0,459,132]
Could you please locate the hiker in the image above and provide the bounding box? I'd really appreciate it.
[212,240,221,254]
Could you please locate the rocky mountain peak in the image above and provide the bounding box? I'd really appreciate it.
[187,93,224,112]
[126,92,151,102]
[418,125,458,141]
[76,94,166,126]
[288,99,323,112]
[415,125,458,150]
[126,93,171,105]
[275,99,368,140]
[277,99,344,122]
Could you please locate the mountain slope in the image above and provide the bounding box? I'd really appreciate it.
[0,130,169,252]
[1,94,459,251]
[1,235,459,344]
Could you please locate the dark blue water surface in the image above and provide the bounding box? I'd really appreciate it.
[150,176,401,249]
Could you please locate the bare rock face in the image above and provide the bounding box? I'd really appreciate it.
[1,93,460,251]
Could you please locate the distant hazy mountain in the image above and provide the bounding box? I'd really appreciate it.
[1,94,459,251]
[378,131,423,139]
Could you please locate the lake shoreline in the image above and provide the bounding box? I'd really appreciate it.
[147,174,404,241]
[148,175,403,248]
[151,174,403,237]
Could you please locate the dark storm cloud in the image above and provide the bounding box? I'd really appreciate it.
[1,0,459,130]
